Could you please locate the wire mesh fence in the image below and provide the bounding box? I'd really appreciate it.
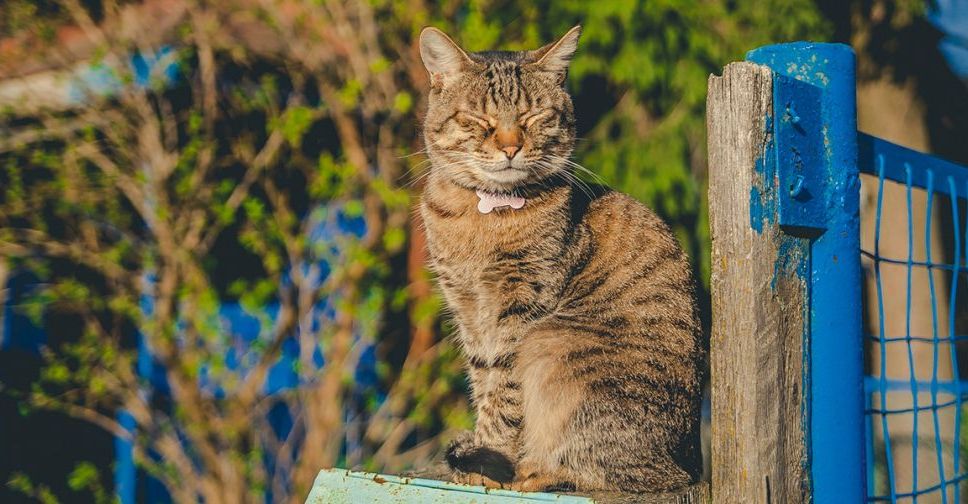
[860,135,968,503]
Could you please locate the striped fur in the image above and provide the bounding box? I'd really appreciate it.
[418,26,704,493]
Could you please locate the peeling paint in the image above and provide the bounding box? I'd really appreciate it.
[747,42,864,502]
[772,239,808,291]
[304,469,595,503]
[749,110,778,234]
[749,187,765,233]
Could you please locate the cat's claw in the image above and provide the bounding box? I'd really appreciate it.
[451,470,506,489]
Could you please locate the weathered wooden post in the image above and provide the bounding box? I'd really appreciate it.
[708,44,864,503]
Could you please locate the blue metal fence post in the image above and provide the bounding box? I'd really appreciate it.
[747,43,864,501]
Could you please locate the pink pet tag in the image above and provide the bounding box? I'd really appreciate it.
[476,190,526,214]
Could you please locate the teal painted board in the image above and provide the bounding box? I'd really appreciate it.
[305,469,595,504]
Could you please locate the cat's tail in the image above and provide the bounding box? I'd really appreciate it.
[445,436,516,483]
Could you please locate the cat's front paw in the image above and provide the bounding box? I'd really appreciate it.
[445,431,515,484]
[451,469,506,489]
[444,431,478,463]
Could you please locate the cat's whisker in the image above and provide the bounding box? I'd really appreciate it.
[399,149,430,159]
[399,149,488,186]
[536,160,594,200]
[547,155,608,185]
[403,158,477,189]
[562,172,595,201]
[399,138,451,159]
[536,157,597,195]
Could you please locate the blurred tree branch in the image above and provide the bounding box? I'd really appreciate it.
[0,1,465,501]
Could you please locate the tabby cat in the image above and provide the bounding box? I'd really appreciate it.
[417,25,704,493]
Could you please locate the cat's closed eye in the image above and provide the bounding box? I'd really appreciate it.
[457,111,494,126]
[456,111,495,134]
[520,110,552,128]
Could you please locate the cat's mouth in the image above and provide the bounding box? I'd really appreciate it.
[487,157,530,173]
[480,164,529,185]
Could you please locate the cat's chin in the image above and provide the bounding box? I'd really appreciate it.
[477,166,531,186]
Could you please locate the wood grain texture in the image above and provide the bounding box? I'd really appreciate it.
[577,482,710,503]
[707,62,810,504]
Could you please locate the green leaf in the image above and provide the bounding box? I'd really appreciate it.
[278,106,316,147]
[393,91,413,114]
[67,462,99,491]
[343,200,364,218]
[382,227,405,253]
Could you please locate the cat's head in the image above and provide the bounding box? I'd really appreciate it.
[419,26,581,194]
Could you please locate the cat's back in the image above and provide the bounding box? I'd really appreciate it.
[558,188,702,365]
[568,189,696,301]
[517,187,704,490]
[580,190,682,255]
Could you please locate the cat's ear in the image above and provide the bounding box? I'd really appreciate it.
[530,25,582,82]
[419,27,474,88]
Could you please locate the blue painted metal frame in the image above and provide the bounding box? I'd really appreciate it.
[773,75,826,232]
[747,43,866,502]
[858,132,968,502]
[858,133,968,195]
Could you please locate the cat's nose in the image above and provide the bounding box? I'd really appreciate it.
[501,145,521,159]
[495,127,523,159]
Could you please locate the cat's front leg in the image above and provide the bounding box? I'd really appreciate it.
[447,357,522,486]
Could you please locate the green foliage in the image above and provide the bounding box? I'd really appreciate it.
[274,105,319,147]
[67,463,112,504]
[7,462,112,504]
